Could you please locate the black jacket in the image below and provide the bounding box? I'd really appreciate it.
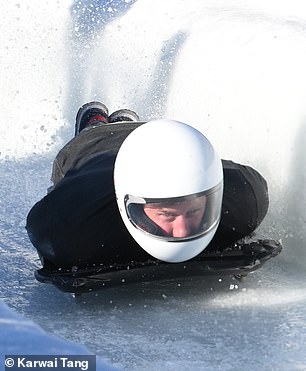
[26,123,269,268]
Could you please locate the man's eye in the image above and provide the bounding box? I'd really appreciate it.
[159,212,175,218]
[187,208,200,216]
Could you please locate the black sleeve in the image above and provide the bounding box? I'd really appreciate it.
[210,160,269,248]
[26,152,146,268]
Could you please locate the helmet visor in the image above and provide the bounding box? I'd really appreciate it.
[124,183,223,242]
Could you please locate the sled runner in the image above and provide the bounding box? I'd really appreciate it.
[34,238,282,294]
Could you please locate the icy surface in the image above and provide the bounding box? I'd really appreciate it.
[0,301,117,370]
[1,0,306,370]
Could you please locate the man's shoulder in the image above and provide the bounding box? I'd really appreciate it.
[221,159,241,170]
[222,159,256,174]
[222,159,267,190]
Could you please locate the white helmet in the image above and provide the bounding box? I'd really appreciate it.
[114,119,223,263]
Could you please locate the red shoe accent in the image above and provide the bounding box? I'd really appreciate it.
[86,115,108,127]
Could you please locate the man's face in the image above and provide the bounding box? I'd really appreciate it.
[143,196,206,238]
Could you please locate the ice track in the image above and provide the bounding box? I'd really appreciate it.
[1,1,306,370]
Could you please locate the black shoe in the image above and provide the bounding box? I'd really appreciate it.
[75,101,109,136]
[109,109,139,123]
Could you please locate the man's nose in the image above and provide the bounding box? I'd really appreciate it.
[172,215,190,238]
